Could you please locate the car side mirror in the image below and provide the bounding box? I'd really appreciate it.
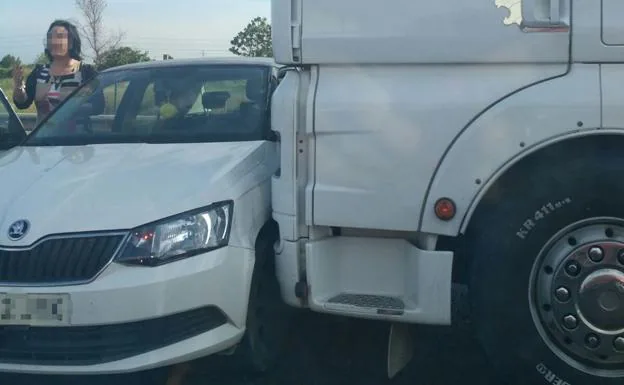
[0,130,27,151]
[0,88,26,150]
[0,115,26,151]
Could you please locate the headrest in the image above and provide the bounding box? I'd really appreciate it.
[202,91,230,110]
[245,77,265,103]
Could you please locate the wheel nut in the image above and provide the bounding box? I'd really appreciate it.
[585,334,600,349]
[588,246,604,262]
[618,250,624,265]
[565,261,581,276]
[615,336,624,352]
[555,287,571,302]
[563,315,579,330]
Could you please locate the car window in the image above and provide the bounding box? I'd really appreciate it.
[187,79,248,115]
[0,92,23,141]
[24,65,271,146]
[92,80,129,133]
[104,80,130,116]
[0,95,13,136]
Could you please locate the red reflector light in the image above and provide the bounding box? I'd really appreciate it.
[434,198,456,221]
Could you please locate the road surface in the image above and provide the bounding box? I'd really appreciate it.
[0,291,496,385]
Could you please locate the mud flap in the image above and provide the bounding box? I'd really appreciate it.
[387,322,413,379]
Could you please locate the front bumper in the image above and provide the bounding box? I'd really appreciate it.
[0,245,255,375]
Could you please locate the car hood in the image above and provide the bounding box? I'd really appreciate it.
[0,141,274,246]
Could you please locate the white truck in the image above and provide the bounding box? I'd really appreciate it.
[268,0,624,384]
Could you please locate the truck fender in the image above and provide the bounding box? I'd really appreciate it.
[419,64,601,237]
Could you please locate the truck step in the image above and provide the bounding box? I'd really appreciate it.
[306,236,453,324]
[327,293,405,315]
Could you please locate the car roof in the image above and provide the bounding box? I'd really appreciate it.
[102,56,279,72]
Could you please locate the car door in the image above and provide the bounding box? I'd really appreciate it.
[0,89,26,152]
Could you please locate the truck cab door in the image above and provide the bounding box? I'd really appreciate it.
[593,0,624,128]
[0,89,26,152]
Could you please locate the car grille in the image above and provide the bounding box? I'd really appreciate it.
[0,234,125,284]
[0,306,228,365]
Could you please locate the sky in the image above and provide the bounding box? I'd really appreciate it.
[0,0,271,63]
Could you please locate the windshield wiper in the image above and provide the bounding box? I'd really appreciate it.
[21,134,255,146]
[22,136,151,146]
[21,138,69,147]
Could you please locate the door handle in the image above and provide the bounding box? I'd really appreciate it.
[521,0,569,32]
[549,0,560,22]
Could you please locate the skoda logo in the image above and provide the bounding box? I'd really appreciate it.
[8,220,30,241]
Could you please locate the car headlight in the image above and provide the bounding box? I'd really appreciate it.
[116,201,233,266]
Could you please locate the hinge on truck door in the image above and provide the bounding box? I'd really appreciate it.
[291,22,301,62]
[290,0,302,62]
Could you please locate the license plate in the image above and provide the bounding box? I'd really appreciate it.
[0,293,71,326]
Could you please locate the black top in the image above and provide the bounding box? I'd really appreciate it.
[13,62,98,125]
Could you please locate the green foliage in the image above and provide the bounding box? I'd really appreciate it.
[0,55,22,79]
[0,78,12,92]
[1,70,36,113]
[0,68,12,79]
[34,53,49,65]
[229,17,273,57]
[0,65,32,79]
[96,46,151,71]
[0,55,20,69]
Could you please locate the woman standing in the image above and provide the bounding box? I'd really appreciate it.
[12,19,98,126]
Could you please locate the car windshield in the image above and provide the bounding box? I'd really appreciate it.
[23,64,271,146]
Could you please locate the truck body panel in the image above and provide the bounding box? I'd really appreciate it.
[311,64,569,232]
[572,0,624,62]
[602,65,624,129]
[422,64,601,236]
[271,68,312,307]
[601,0,624,46]
[271,0,570,64]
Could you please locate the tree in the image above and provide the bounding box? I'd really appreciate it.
[0,55,20,68]
[75,0,125,63]
[96,46,151,70]
[229,17,272,57]
[34,53,49,65]
[0,55,21,79]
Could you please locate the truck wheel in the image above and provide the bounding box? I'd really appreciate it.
[235,229,293,374]
[467,139,624,385]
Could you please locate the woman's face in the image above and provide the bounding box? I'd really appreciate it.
[47,26,69,58]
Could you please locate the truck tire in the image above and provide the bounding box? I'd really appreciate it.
[467,139,624,385]
[235,225,294,374]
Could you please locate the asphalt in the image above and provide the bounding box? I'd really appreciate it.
[0,288,498,385]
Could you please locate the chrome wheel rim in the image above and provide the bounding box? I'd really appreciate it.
[529,218,624,377]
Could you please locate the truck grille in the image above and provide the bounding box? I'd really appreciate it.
[0,234,125,284]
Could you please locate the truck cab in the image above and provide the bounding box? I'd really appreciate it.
[270,1,624,384]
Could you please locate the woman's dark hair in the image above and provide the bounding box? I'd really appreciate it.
[44,19,82,61]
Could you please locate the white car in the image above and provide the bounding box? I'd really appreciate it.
[0,57,291,375]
